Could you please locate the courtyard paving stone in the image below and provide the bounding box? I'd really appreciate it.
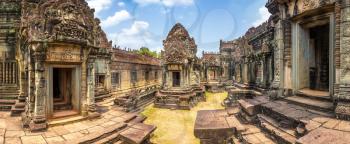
[5,130,25,138]
[21,135,47,144]
[45,136,65,144]
[4,137,21,144]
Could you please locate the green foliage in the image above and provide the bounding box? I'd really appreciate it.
[134,47,160,58]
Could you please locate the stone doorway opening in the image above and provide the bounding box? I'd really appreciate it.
[309,24,329,91]
[172,72,180,87]
[49,67,80,119]
[293,17,333,96]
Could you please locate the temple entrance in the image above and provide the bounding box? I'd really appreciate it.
[49,67,80,119]
[309,24,329,91]
[53,68,73,112]
[173,72,180,87]
[293,17,333,96]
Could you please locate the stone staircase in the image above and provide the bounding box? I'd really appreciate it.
[283,89,334,115]
[95,88,112,102]
[68,113,156,144]
[236,89,336,144]
[0,86,25,116]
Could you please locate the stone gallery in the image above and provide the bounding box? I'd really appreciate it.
[1,0,350,144]
[194,0,350,144]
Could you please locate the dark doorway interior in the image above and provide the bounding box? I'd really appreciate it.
[173,72,181,87]
[309,24,329,91]
[53,68,73,112]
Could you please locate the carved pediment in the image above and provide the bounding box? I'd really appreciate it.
[21,0,111,49]
[163,23,197,64]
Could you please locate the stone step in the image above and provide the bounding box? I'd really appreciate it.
[296,90,331,102]
[119,123,156,144]
[0,95,19,100]
[239,127,277,144]
[258,114,297,144]
[121,113,138,123]
[128,115,147,125]
[0,99,16,105]
[48,115,88,127]
[71,123,128,144]
[10,106,24,116]
[284,95,334,113]
[0,104,12,111]
[261,101,331,128]
[95,94,112,101]
[14,101,25,108]
[237,96,270,122]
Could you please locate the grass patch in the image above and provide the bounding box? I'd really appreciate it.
[142,92,228,144]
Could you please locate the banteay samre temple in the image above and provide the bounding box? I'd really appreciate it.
[0,0,350,144]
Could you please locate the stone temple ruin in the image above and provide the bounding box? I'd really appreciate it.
[155,23,205,110]
[194,0,350,143]
[1,0,350,143]
[0,0,160,143]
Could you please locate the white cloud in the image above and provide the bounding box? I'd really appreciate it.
[162,0,194,7]
[101,10,132,28]
[109,21,160,50]
[133,0,194,7]
[118,2,126,7]
[252,7,270,27]
[86,0,112,16]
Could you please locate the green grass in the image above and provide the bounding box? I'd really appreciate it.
[141,92,228,144]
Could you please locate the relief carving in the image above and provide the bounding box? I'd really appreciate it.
[302,0,319,12]
[344,24,350,37]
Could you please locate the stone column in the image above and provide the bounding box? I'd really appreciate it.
[335,0,350,119]
[29,51,47,131]
[86,58,100,118]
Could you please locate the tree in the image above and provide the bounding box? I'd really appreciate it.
[135,47,159,58]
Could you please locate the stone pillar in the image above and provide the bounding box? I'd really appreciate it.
[335,0,350,119]
[29,51,47,131]
[86,58,100,118]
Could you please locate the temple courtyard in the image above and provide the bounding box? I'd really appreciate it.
[142,92,227,144]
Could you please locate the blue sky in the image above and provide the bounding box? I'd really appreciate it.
[87,0,270,55]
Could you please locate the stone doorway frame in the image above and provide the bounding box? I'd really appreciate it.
[46,64,81,118]
[292,12,335,97]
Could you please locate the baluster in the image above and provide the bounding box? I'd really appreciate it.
[9,62,12,84]
[0,62,2,84]
[13,62,15,84]
[1,62,3,84]
[15,62,17,84]
[5,62,8,84]
[11,62,14,84]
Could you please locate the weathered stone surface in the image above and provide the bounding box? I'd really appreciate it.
[305,120,322,132]
[194,110,244,143]
[5,130,25,138]
[297,127,350,144]
[21,135,47,144]
[45,136,65,144]
[120,123,156,144]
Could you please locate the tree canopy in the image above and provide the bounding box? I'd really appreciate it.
[134,47,160,58]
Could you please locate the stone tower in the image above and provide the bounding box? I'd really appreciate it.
[155,23,204,110]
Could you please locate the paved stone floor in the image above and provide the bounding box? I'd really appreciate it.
[0,98,144,144]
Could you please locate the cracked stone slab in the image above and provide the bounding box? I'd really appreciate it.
[297,127,350,144]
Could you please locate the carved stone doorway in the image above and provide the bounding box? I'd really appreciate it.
[292,14,334,95]
[48,66,81,119]
[172,72,180,87]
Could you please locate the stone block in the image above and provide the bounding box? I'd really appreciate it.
[21,135,47,144]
